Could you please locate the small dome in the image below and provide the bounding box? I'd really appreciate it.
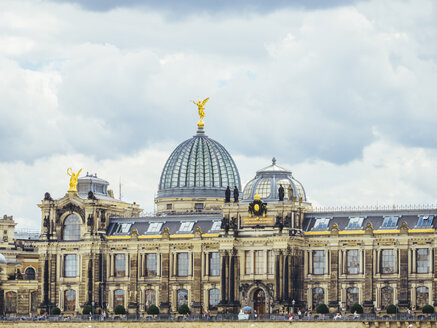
[157,126,241,199]
[0,253,7,264]
[242,158,307,202]
[77,173,109,197]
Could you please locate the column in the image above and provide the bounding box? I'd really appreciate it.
[229,251,235,303]
[220,251,228,303]
[275,251,281,301]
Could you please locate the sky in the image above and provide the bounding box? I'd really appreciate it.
[2,0,437,230]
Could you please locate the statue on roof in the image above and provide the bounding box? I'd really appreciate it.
[288,185,293,200]
[193,97,209,127]
[225,186,231,203]
[278,184,284,201]
[67,168,82,192]
[233,186,239,203]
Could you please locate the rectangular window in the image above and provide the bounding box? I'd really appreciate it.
[194,203,204,212]
[166,204,172,210]
[381,249,395,274]
[145,254,158,277]
[346,250,360,274]
[381,216,398,228]
[312,250,325,275]
[416,249,429,273]
[177,253,189,276]
[147,222,163,233]
[245,251,253,275]
[417,215,433,227]
[115,254,126,277]
[209,252,220,276]
[210,221,222,231]
[312,218,330,230]
[179,222,194,232]
[254,250,265,275]
[347,217,364,229]
[64,254,78,277]
[267,250,274,274]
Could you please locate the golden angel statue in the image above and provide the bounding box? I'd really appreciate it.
[193,97,209,127]
[67,168,82,192]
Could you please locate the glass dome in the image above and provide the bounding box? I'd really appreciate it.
[157,126,241,199]
[242,158,307,202]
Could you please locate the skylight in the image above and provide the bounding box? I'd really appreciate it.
[347,217,364,229]
[147,222,163,233]
[312,218,330,230]
[417,215,434,227]
[179,221,195,232]
[381,216,398,228]
[210,221,222,231]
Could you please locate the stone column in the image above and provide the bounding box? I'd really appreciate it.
[275,251,281,301]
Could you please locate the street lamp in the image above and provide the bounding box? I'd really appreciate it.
[395,300,399,320]
[338,301,342,313]
[292,299,295,314]
[91,301,95,320]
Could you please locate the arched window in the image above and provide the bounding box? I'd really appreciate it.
[114,289,125,307]
[416,286,429,309]
[25,267,36,280]
[346,287,359,309]
[145,289,156,309]
[177,289,188,307]
[64,289,76,311]
[312,287,324,308]
[208,288,220,309]
[381,287,393,309]
[5,291,17,313]
[30,291,38,312]
[63,214,81,240]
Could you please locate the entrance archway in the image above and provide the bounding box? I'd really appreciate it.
[253,289,266,315]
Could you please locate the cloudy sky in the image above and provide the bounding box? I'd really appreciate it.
[2,0,437,230]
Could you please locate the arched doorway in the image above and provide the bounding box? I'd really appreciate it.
[253,289,266,315]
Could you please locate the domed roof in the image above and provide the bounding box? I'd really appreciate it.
[157,126,241,199]
[0,253,6,264]
[242,158,307,202]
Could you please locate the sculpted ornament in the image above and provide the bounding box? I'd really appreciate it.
[193,97,209,128]
[67,168,82,192]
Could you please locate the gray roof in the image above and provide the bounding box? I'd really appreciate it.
[303,209,437,232]
[157,126,241,199]
[107,214,222,236]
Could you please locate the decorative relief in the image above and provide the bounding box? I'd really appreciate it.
[57,203,85,223]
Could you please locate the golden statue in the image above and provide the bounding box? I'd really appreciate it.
[193,97,209,127]
[67,168,82,192]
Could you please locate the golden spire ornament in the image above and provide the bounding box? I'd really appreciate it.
[67,168,82,192]
[193,97,209,128]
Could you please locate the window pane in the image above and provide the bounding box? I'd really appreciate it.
[5,292,17,313]
[179,222,194,232]
[25,267,36,280]
[312,288,324,308]
[346,287,359,308]
[313,250,325,275]
[245,251,252,274]
[177,289,188,307]
[313,218,330,230]
[347,217,364,229]
[381,287,393,309]
[381,216,398,228]
[347,250,360,274]
[63,214,81,240]
[416,249,429,273]
[115,254,126,277]
[381,249,395,274]
[416,286,429,309]
[64,254,78,277]
[209,289,220,308]
[254,251,265,274]
[209,252,220,276]
[145,289,156,308]
[146,254,157,276]
[177,253,189,276]
[267,251,274,274]
[114,289,124,307]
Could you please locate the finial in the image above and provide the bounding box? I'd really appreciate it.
[193,97,209,128]
[272,157,276,165]
[254,193,261,201]
[67,168,82,192]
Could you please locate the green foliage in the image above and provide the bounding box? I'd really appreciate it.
[386,304,397,314]
[316,304,329,314]
[178,304,190,315]
[82,304,92,315]
[114,305,126,315]
[147,304,160,315]
[350,303,363,314]
[422,304,435,314]
[51,307,61,315]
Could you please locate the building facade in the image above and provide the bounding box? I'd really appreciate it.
[1,121,437,317]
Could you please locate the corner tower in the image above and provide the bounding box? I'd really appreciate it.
[155,116,241,214]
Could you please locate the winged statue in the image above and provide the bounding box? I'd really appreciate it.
[193,97,209,126]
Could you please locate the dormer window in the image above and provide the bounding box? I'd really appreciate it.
[210,221,222,231]
[417,215,433,227]
[347,217,364,229]
[381,216,398,228]
[312,218,330,231]
[116,223,131,234]
[179,221,194,232]
[147,222,163,233]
